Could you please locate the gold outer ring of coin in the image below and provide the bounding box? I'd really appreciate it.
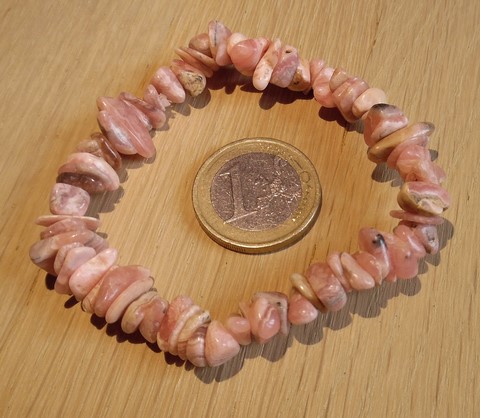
[192,137,322,254]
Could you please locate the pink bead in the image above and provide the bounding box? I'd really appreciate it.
[332,77,369,122]
[170,59,207,97]
[188,32,212,57]
[306,262,347,312]
[97,97,155,159]
[393,225,427,259]
[270,45,299,88]
[254,292,289,336]
[208,20,232,66]
[390,210,444,225]
[54,246,96,295]
[105,276,154,324]
[352,87,388,119]
[240,297,281,344]
[288,58,311,92]
[352,251,383,285]
[309,59,325,81]
[119,91,166,130]
[326,251,352,292]
[143,84,170,112]
[339,252,376,290]
[395,144,444,184]
[253,38,281,91]
[287,292,318,325]
[186,326,208,367]
[53,242,82,275]
[69,247,118,300]
[121,290,168,342]
[358,228,391,279]
[29,229,99,275]
[363,104,409,147]
[35,214,100,229]
[226,32,248,56]
[50,183,90,216]
[312,65,336,108]
[414,224,440,255]
[174,47,215,78]
[40,217,89,240]
[94,265,151,318]
[157,295,194,352]
[382,233,419,279]
[386,134,429,168]
[166,304,203,356]
[329,67,350,91]
[224,315,252,345]
[58,152,120,192]
[229,37,269,76]
[177,310,211,360]
[205,320,240,367]
[151,66,186,104]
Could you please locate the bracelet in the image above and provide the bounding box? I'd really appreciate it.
[29,20,451,368]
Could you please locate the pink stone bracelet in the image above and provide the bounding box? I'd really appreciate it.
[29,20,451,368]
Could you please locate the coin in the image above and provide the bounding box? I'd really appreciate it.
[192,137,322,254]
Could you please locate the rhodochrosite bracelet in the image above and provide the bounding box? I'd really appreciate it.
[29,21,451,368]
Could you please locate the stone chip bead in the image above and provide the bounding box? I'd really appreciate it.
[208,20,233,66]
[414,224,440,254]
[395,144,445,184]
[29,229,105,275]
[76,132,122,171]
[54,246,97,294]
[57,152,120,192]
[287,291,318,325]
[151,66,186,104]
[188,32,212,57]
[175,47,215,78]
[390,209,445,226]
[397,181,451,216]
[92,265,152,320]
[367,122,435,164]
[270,44,299,88]
[40,217,91,240]
[97,96,156,159]
[239,296,281,344]
[290,272,325,310]
[305,262,348,312]
[177,310,211,360]
[352,87,388,119]
[49,183,90,216]
[205,320,240,367]
[170,60,207,97]
[311,60,335,108]
[339,252,376,290]
[157,295,194,352]
[121,290,169,343]
[229,37,270,76]
[332,77,369,122]
[224,315,252,345]
[186,326,208,367]
[363,104,409,147]
[382,233,419,279]
[358,228,391,280]
[288,57,311,92]
[69,247,118,301]
[253,38,281,91]
[119,91,167,130]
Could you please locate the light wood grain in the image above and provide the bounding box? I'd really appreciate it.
[0,0,478,417]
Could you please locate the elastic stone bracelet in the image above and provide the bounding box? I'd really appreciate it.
[29,21,451,368]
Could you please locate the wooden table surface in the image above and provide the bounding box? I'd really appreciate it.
[1,0,478,416]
